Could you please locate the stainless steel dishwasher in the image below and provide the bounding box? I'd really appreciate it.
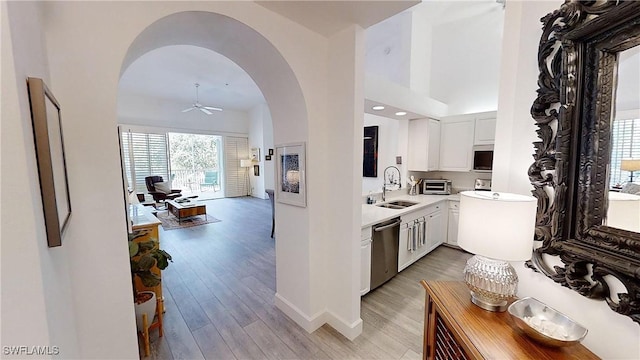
[370,217,401,291]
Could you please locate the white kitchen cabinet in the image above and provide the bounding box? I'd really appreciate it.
[408,118,440,171]
[360,227,372,296]
[439,118,474,171]
[474,117,497,145]
[447,201,460,247]
[425,207,445,253]
[398,203,445,271]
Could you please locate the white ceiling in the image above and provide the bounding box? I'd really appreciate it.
[256,0,419,37]
[118,45,265,112]
[118,1,639,119]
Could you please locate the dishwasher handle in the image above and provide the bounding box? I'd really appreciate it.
[373,219,402,232]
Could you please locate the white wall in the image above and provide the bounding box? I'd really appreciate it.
[19,3,368,356]
[320,25,365,339]
[248,103,273,199]
[362,114,409,195]
[1,2,82,358]
[430,5,504,115]
[493,1,640,358]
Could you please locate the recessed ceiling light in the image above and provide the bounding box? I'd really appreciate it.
[372,105,385,111]
[395,111,407,116]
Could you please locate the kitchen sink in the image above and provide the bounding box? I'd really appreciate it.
[376,203,405,210]
[376,200,419,210]
[387,200,418,208]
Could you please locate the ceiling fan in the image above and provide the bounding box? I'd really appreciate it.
[181,83,222,115]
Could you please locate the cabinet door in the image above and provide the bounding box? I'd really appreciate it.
[398,223,414,272]
[425,209,445,253]
[360,238,372,296]
[439,119,474,171]
[408,118,440,171]
[447,202,460,247]
[474,117,497,145]
[428,119,440,171]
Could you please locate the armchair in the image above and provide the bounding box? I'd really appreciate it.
[145,176,182,203]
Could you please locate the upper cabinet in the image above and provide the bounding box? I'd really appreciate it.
[439,118,474,171]
[438,111,497,172]
[408,118,440,172]
[474,117,497,145]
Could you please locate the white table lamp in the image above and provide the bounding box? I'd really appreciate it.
[621,159,640,183]
[457,191,537,312]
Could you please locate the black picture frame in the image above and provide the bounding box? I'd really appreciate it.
[28,77,71,247]
[268,148,274,156]
[265,155,272,161]
[254,164,260,176]
[363,126,378,177]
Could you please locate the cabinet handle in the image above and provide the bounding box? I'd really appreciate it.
[407,224,413,251]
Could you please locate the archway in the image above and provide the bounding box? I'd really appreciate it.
[118,10,312,333]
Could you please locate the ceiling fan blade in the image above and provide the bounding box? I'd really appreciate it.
[182,107,195,113]
[203,106,223,112]
[200,108,213,115]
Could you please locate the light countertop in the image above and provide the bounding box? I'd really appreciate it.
[362,194,460,228]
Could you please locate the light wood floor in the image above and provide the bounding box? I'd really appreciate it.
[145,197,471,359]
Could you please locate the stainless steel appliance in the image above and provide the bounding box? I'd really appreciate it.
[474,178,492,191]
[370,217,401,291]
[422,179,452,195]
[473,145,494,172]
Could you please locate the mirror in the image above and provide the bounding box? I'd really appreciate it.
[606,47,640,232]
[528,2,640,324]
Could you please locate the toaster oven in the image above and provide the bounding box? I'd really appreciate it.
[422,179,452,195]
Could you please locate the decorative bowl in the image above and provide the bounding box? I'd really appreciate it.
[507,297,588,347]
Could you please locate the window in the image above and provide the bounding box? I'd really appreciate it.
[121,131,169,193]
[610,118,640,187]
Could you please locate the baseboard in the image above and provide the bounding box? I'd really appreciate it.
[325,311,363,340]
[274,293,363,340]
[274,293,326,333]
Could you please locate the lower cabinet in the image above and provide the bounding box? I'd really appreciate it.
[447,200,460,247]
[360,227,372,296]
[398,203,445,272]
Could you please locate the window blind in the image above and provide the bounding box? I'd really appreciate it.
[121,131,170,194]
[610,118,640,187]
[224,136,249,197]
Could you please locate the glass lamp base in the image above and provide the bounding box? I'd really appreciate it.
[463,255,518,312]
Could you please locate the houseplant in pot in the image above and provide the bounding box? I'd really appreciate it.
[129,230,172,331]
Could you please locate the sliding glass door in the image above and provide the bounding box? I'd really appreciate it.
[168,133,223,199]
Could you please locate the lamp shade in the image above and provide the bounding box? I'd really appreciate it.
[621,159,640,172]
[240,159,252,168]
[457,191,537,261]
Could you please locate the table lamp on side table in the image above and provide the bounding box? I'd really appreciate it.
[457,191,537,312]
[621,159,640,183]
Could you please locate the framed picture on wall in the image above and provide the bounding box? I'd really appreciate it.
[275,142,306,207]
[363,126,378,177]
[28,77,72,247]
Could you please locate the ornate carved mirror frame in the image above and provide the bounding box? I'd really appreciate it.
[529,0,640,324]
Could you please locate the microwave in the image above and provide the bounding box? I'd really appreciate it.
[473,145,494,172]
[422,179,452,195]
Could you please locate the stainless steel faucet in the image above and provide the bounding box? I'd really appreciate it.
[382,166,401,202]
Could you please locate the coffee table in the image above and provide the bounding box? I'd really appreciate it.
[165,199,207,223]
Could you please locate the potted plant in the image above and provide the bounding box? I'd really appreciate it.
[129,230,172,331]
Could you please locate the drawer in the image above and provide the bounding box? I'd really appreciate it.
[449,201,459,210]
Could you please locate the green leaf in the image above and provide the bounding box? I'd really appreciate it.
[129,241,139,257]
[137,254,156,271]
[137,271,161,287]
[153,250,173,270]
[137,240,156,253]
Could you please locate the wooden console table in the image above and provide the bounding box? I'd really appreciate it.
[421,281,599,360]
[131,204,164,357]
